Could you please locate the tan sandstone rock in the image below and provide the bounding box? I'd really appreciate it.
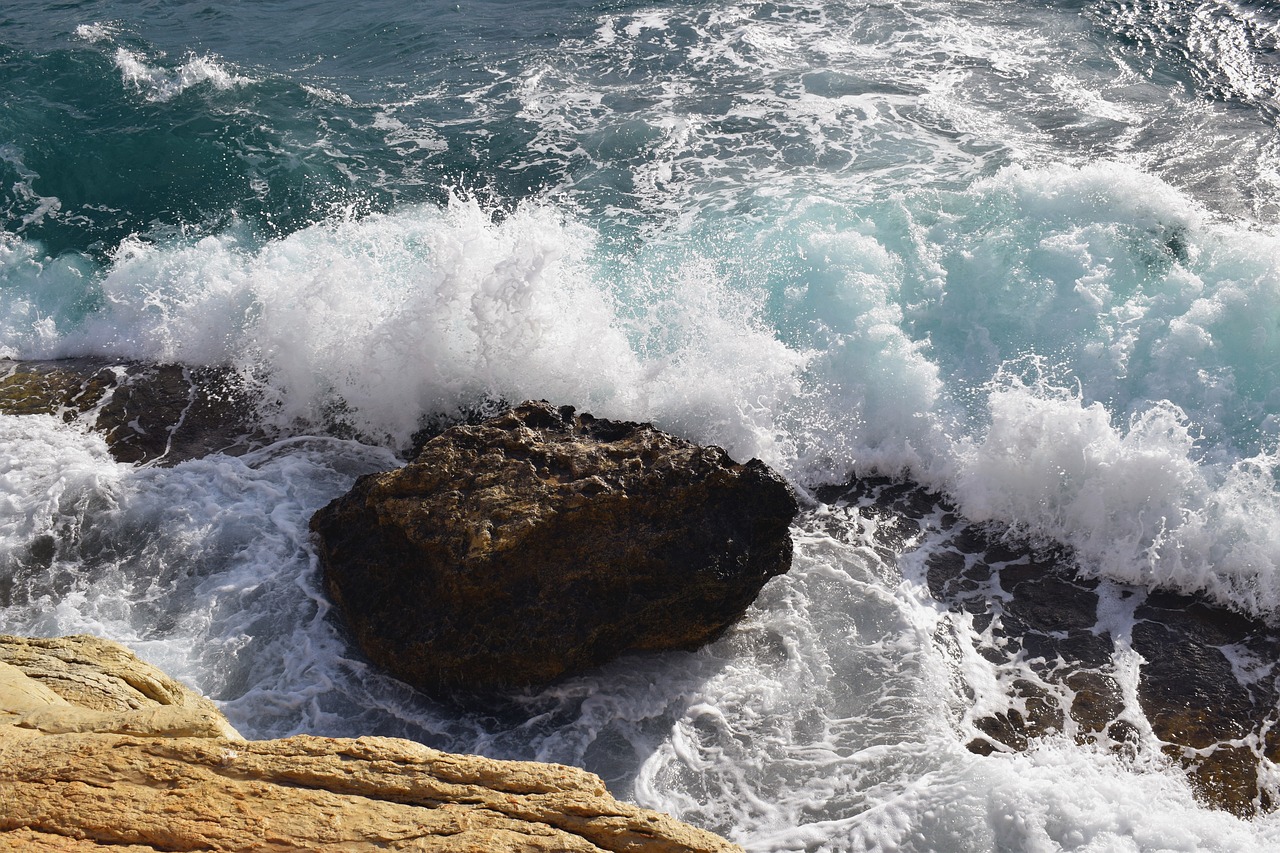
[0,635,741,852]
[0,634,239,721]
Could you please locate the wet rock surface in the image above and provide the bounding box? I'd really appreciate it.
[311,400,798,695]
[0,358,256,464]
[816,477,1280,817]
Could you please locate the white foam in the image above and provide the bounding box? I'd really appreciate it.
[73,22,119,43]
[952,380,1280,618]
[884,161,1280,616]
[0,415,400,708]
[625,516,1280,851]
[114,48,250,102]
[954,373,1280,614]
[0,145,62,230]
[0,415,119,564]
[7,199,807,464]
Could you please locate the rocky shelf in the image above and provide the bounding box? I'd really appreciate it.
[814,477,1280,817]
[0,634,741,852]
[0,357,257,464]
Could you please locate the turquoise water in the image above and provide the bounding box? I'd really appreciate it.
[5,0,1280,849]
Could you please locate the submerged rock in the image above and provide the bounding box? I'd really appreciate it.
[0,634,741,853]
[311,400,797,694]
[0,358,255,464]
[815,478,1280,817]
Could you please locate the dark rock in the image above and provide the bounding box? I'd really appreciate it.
[1132,621,1254,748]
[813,475,1280,816]
[0,358,256,464]
[925,550,967,599]
[1000,571,1100,635]
[1136,597,1261,647]
[1065,671,1125,739]
[1176,744,1265,817]
[310,400,798,695]
[970,678,1065,753]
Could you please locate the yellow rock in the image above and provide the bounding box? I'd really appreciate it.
[0,635,741,853]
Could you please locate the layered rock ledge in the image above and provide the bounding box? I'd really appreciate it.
[0,634,741,853]
[312,401,798,695]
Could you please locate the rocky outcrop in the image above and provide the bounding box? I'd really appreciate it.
[814,478,1280,817]
[311,400,797,695]
[0,358,255,464]
[0,634,241,739]
[0,634,741,853]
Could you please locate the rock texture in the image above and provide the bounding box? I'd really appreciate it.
[814,478,1280,817]
[0,634,741,853]
[0,634,240,739]
[311,400,797,694]
[0,358,255,464]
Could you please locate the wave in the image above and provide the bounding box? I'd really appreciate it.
[6,160,1280,617]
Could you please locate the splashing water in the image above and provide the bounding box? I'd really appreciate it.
[7,0,1280,848]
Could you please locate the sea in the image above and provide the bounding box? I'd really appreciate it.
[4,0,1280,849]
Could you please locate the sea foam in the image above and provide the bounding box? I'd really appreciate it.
[7,162,1280,618]
[113,47,250,102]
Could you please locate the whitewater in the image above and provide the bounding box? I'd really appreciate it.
[5,0,1280,848]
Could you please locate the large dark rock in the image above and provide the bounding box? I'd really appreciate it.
[310,401,798,695]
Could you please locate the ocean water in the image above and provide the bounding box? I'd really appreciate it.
[5,0,1280,849]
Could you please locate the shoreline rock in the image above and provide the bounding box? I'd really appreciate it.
[311,401,798,695]
[0,634,241,740]
[0,358,256,464]
[0,634,742,853]
[815,477,1280,816]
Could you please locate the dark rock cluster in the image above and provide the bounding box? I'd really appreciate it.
[0,358,254,464]
[816,477,1280,817]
